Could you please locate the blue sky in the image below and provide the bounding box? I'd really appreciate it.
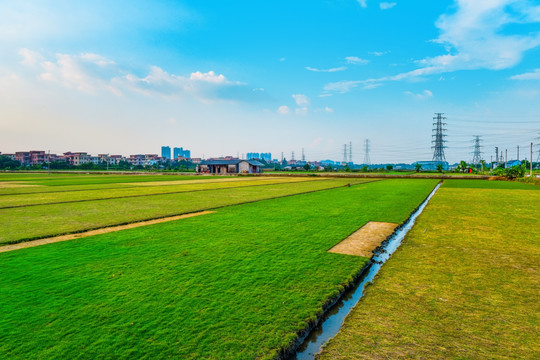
[1,0,539,163]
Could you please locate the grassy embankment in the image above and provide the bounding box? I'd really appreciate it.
[319,179,540,360]
[0,177,372,245]
[0,178,438,359]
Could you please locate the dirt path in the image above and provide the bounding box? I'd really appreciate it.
[0,211,214,253]
[328,221,398,258]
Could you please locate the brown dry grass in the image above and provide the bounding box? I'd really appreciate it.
[328,221,398,258]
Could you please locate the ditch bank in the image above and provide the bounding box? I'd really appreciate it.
[276,182,443,360]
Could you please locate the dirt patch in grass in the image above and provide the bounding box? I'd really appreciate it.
[0,182,41,188]
[0,211,214,253]
[328,221,398,258]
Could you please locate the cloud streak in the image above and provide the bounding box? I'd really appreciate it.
[306,66,347,73]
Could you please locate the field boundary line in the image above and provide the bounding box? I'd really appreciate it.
[0,179,329,209]
[1,179,381,247]
[0,211,215,253]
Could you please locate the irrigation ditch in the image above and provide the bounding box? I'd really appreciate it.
[279,182,443,360]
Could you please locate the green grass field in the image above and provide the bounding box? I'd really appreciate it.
[0,177,374,245]
[319,179,539,359]
[0,176,438,359]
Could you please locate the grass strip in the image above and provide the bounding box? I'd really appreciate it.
[0,178,328,209]
[0,179,438,360]
[319,180,540,360]
[0,178,372,245]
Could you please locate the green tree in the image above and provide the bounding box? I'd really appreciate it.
[303,163,311,171]
[414,163,422,172]
[436,163,443,173]
[386,164,393,171]
[0,155,20,169]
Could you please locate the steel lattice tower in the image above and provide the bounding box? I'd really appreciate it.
[349,141,352,163]
[432,113,447,162]
[364,139,370,165]
[343,144,347,163]
[302,148,305,161]
[471,135,482,164]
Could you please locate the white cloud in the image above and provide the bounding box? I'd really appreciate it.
[190,70,227,83]
[306,66,347,73]
[404,89,433,100]
[324,0,540,94]
[277,105,290,114]
[380,2,397,10]
[279,57,286,62]
[18,49,251,102]
[345,56,369,65]
[292,94,310,106]
[357,0,368,8]
[510,69,540,80]
[18,48,43,66]
[295,107,308,116]
[324,106,334,113]
[369,51,390,56]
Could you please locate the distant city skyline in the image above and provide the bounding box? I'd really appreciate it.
[1,1,539,163]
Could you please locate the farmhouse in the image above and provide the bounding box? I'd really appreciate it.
[198,159,264,174]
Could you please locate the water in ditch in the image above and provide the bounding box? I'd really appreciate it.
[292,182,442,360]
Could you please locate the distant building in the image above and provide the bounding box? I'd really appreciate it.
[247,152,271,162]
[161,146,171,159]
[173,147,191,159]
[506,160,521,167]
[198,159,263,174]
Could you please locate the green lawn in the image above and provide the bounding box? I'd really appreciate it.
[0,179,438,359]
[319,180,539,360]
[0,178,370,245]
[0,177,323,208]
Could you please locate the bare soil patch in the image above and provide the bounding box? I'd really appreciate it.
[0,182,41,188]
[329,221,398,258]
[0,211,214,253]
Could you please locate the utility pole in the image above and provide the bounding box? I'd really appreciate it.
[349,141,352,164]
[364,139,370,165]
[505,149,508,168]
[432,113,447,163]
[517,145,520,162]
[531,142,534,176]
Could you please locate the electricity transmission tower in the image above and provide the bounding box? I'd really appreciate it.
[363,139,370,165]
[291,151,295,161]
[349,141,352,163]
[432,113,447,162]
[301,148,305,162]
[343,144,347,163]
[471,135,482,164]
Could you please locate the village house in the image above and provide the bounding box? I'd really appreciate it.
[198,159,264,174]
